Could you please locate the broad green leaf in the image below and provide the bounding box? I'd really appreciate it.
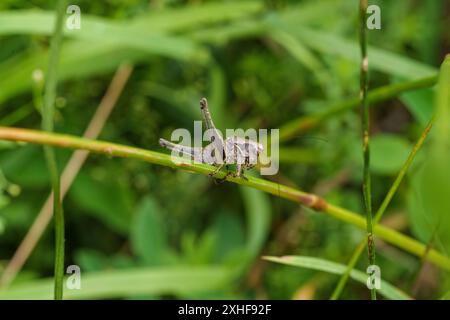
[0,2,263,36]
[269,30,327,90]
[407,159,450,254]
[240,184,271,262]
[180,230,216,265]
[406,162,449,243]
[75,250,136,272]
[210,211,246,263]
[0,146,49,187]
[75,249,110,272]
[407,56,450,252]
[371,134,412,175]
[0,266,231,300]
[131,196,172,265]
[69,172,133,235]
[270,30,324,74]
[0,202,33,231]
[400,88,435,126]
[264,256,411,300]
[131,1,264,32]
[432,56,450,149]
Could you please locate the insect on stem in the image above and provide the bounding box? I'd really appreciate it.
[160,98,264,180]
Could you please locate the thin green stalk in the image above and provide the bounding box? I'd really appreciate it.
[330,119,434,300]
[358,0,376,300]
[42,0,67,300]
[1,127,450,272]
[279,75,437,141]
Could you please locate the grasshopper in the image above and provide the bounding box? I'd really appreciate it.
[159,98,264,180]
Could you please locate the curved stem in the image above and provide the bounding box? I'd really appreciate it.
[0,127,449,272]
[278,75,437,142]
[42,0,67,300]
[358,0,376,300]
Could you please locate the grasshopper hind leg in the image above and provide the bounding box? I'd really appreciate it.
[208,162,226,178]
[211,165,233,184]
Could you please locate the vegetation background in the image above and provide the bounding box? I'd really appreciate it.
[0,0,449,299]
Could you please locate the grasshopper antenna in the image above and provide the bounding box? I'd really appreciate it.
[200,97,216,131]
[200,97,225,150]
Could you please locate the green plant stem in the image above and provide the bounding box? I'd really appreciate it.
[0,127,450,272]
[42,0,67,300]
[358,0,376,300]
[278,75,437,142]
[330,118,434,300]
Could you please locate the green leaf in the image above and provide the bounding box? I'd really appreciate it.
[407,56,450,252]
[0,266,231,300]
[130,196,172,265]
[400,88,435,126]
[269,30,327,89]
[371,134,412,175]
[0,201,33,231]
[0,11,208,62]
[0,146,49,188]
[69,172,133,235]
[131,1,264,32]
[264,256,411,300]
[0,2,263,38]
[240,184,271,262]
[210,211,245,263]
[180,230,216,265]
[75,249,109,272]
[75,250,136,272]
[287,27,436,79]
[406,161,450,244]
[432,56,450,149]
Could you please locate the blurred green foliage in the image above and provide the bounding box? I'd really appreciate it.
[0,0,449,299]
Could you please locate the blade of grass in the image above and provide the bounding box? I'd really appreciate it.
[358,0,376,300]
[263,256,411,300]
[0,127,449,272]
[269,30,328,92]
[290,27,436,79]
[0,2,263,36]
[131,1,263,32]
[240,184,271,264]
[0,266,231,300]
[0,11,208,63]
[41,0,67,300]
